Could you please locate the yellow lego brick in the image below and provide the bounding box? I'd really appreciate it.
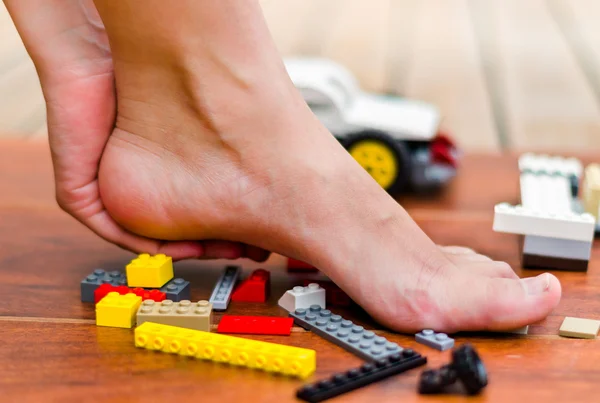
[126,253,173,288]
[96,292,142,328]
[135,322,316,379]
[583,164,600,220]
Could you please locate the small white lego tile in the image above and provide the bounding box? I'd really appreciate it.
[559,317,600,339]
[278,283,326,312]
[493,203,596,242]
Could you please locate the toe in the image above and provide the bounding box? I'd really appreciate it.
[439,246,477,255]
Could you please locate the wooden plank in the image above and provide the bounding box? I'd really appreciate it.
[486,0,600,151]
[402,0,499,151]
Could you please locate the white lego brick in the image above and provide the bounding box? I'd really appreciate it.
[493,203,596,242]
[518,153,582,178]
[278,283,326,313]
[520,172,573,213]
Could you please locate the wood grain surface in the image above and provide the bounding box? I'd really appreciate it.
[1,140,600,402]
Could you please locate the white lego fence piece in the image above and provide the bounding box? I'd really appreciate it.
[520,172,573,213]
[493,203,596,242]
[518,153,583,177]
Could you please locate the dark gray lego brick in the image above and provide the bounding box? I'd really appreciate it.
[160,278,191,302]
[290,305,403,361]
[80,269,127,302]
[208,266,240,310]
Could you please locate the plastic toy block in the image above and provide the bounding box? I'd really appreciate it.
[80,269,127,303]
[493,203,595,242]
[136,300,212,332]
[135,322,316,378]
[583,164,600,220]
[94,284,131,303]
[303,280,352,307]
[296,350,427,403]
[290,305,403,361]
[522,253,588,272]
[231,269,270,303]
[160,278,191,302]
[278,284,326,313]
[415,330,455,351]
[518,153,582,178]
[522,235,592,261]
[126,253,173,288]
[209,266,240,310]
[217,315,293,335]
[131,288,167,302]
[520,172,574,213]
[559,317,600,339]
[96,292,142,328]
[287,258,319,272]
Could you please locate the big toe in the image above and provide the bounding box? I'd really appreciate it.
[439,272,561,332]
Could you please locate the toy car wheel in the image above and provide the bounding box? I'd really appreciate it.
[343,130,411,194]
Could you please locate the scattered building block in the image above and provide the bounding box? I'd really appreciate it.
[287,258,319,272]
[290,305,402,361]
[131,288,167,302]
[518,153,582,178]
[136,300,212,332]
[231,269,270,303]
[559,317,600,339]
[583,163,600,221]
[160,278,191,302]
[296,350,426,403]
[522,235,592,261]
[278,284,326,313]
[302,280,352,307]
[522,253,589,272]
[217,315,293,336]
[126,253,174,288]
[493,203,595,242]
[209,266,240,310]
[96,292,142,328]
[135,322,316,378]
[94,284,131,303]
[81,269,127,303]
[415,330,454,351]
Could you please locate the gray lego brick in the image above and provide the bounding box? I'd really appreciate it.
[159,278,191,302]
[290,305,403,361]
[80,269,127,302]
[208,266,240,311]
[523,235,592,261]
[415,329,454,351]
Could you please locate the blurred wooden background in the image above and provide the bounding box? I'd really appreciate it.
[1,0,600,152]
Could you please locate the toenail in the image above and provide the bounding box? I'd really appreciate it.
[521,273,550,295]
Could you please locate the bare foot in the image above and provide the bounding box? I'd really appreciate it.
[94,0,561,332]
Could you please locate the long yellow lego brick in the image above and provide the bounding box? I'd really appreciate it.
[135,322,316,379]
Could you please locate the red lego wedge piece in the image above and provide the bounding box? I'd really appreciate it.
[302,279,353,307]
[287,258,319,272]
[217,315,293,335]
[131,288,167,302]
[231,269,270,302]
[94,284,131,303]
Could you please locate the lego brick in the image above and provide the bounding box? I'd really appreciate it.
[96,292,142,328]
[493,203,595,242]
[296,350,427,403]
[415,330,454,351]
[520,172,574,213]
[287,258,319,272]
[80,269,127,303]
[290,306,403,361]
[302,280,352,307]
[583,164,600,220]
[522,253,588,272]
[559,317,600,339]
[135,322,316,378]
[279,284,326,313]
[217,315,293,335]
[131,288,167,302]
[522,235,592,261]
[518,153,583,178]
[126,253,173,288]
[231,269,270,303]
[209,266,240,310]
[94,284,131,303]
[136,300,212,332]
[160,278,191,302]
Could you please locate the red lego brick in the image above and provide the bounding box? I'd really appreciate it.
[302,279,353,307]
[217,315,294,335]
[131,288,167,302]
[287,258,319,272]
[94,284,131,303]
[231,269,270,303]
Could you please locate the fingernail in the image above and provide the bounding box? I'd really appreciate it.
[521,273,550,295]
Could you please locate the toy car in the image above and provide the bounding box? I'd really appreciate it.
[284,58,459,194]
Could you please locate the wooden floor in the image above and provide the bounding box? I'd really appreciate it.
[2,0,600,152]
